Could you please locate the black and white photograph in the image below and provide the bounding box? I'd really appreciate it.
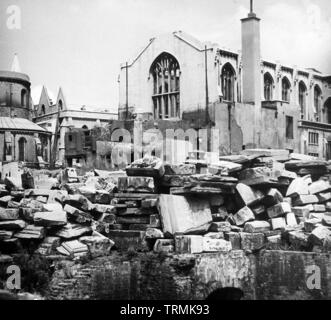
[0,0,331,308]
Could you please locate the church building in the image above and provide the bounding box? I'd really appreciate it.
[118,2,331,159]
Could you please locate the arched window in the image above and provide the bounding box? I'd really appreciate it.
[314,85,322,121]
[82,125,89,137]
[221,63,236,102]
[18,137,27,162]
[281,77,291,102]
[21,89,27,107]
[299,81,307,119]
[324,98,331,124]
[264,73,274,101]
[58,99,63,111]
[41,105,46,115]
[150,52,180,119]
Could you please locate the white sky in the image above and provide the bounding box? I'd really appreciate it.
[0,0,330,111]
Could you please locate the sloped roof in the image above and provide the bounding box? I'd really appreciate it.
[0,117,47,132]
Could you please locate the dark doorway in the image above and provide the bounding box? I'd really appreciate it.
[18,137,27,161]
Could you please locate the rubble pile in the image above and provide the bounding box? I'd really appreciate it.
[1,150,331,261]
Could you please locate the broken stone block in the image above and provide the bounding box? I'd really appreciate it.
[0,195,12,207]
[266,235,282,249]
[286,213,298,228]
[271,217,286,230]
[4,176,22,191]
[43,203,63,212]
[322,214,331,226]
[309,212,324,220]
[107,230,148,251]
[118,176,155,193]
[0,208,19,220]
[279,170,297,180]
[93,204,116,214]
[175,235,203,254]
[313,204,326,212]
[204,232,224,239]
[251,204,266,216]
[309,226,331,246]
[14,225,45,239]
[288,230,309,250]
[145,228,164,239]
[98,213,116,224]
[63,204,93,223]
[209,222,231,233]
[36,237,61,255]
[286,176,310,197]
[164,163,196,175]
[0,220,26,230]
[203,238,232,252]
[36,196,47,204]
[283,197,292,206]
[55,223,92,240]
[34,211,67,227]
[64,194,95,212]
[304,219,321,233]
[224,232,241,249]
[7,201,20,209]
[244,221,270,233]
[236,183,263,207]
[238,167,277,186]
[0,230,13,240]
[158,194,212,236]
[263,189,283,207]
[293,195,319,206]
[233,207,255,226]
[267,202,291,219]
[20,208,34,222]
[57,240,89,258]
[308,180,331,195]
[317,192,331,203]
[153,239,174,253]
[141,199,158,208]
[292,206,310,218]
[80,232,114,258]
[240,232,265,251]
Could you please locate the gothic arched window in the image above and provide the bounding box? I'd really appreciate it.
[21,89,27,107]
[282,77,291,102]
[264,73,274,101]
[314,85,322,121]
[299,81,307,119]
[59,99,63,111]
[150,52,180,119]
[221,63,236,102]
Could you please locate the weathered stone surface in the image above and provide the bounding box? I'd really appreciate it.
[271,217,286,230]
[34,211,67,227]
[80,232,114,258]
[0,220,26,230]
[233,206,255,226]
[204,232,224,239]
[118,176,155,193]
[43,203,63,212]
[57,240,89,258]
[0,230,13,240]
[14,225,45,239]
[266,235,282,249]
[93,204,116,214]
[279,170,297,180]
[309,212,324,220]
[304,219,321,233]
[64,194,95,212]
[286,176,310,197]
[149,214,161,228]
[236,183,263,206]
[309,226,331,246]
[288,230,309,249]
[251,204,266,216]
[36,237,61,255]
[322,213,331,226]
[267,202,291,218]
[141,199,158,208]
[244,221,271,233]
[238,167,277,186]
[209,222,231,233]
[317,192,331,203]
[309,180,331,195]
[240,232,265,251]
[164,163,196,175]
[175,235,203,254]
[55,223,92,239]
[292,206,310,218]
[145,228,164,239]
[107,230,148,251]
[64,204,93,223]
[224,232,241,249]
[158,194,212,235]
[203,238,232,252]
[263,189,283,207]
[293,195,319,206]
[313,204,326,212]
[98,213,116,224]
[0,208,19,220]
[153,239,175,253]
[283,197,292,206]
[286,213,298,227]
[0,195,12,206]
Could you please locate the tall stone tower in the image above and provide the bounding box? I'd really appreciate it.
[241,0,261,145]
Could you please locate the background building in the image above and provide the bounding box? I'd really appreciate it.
[118,5,331,159]
[0,55,51,165]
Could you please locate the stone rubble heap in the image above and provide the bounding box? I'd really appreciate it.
[1,149,331,260]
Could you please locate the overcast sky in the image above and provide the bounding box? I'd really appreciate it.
[0,0,330,111]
